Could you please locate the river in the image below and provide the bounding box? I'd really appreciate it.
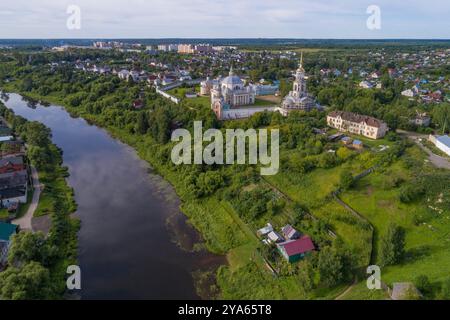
[1,92,224,300]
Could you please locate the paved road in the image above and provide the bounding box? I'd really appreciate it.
[397,130,450,170]
[12,166,42,231]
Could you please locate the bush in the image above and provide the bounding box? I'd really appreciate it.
[339,170,354,190]
[379,223,405,266]
[414,275,432,297]
[399,183,424,203]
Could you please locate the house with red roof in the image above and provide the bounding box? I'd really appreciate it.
[277,236,315,263]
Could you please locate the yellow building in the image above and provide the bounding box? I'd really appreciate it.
[327,111,388,139]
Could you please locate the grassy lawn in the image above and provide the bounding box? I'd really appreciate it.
[311,201,373,267]
[166,86,197,99]
[264,149,378,268]
[254,98,277,107]
[184,95,211,109]
[166,86,211,109]
[266,166,343,208]
[181,197,250,255]
[338,147,450,296]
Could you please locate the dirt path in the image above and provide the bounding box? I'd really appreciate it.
[335,278,358,300]
[12,166,41,231]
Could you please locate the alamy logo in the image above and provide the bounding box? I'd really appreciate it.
[66,5,81,30]
[66,265,81,290]
[366,5,381,30]
[366,265,381,290]
[171,121,279,175]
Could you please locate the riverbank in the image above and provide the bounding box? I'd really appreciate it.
[0,100,79,299]
[1,91,230,299]
[0,87,264,299]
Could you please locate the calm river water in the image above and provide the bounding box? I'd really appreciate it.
[1,92,223,299]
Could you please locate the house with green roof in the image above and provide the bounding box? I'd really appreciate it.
[0,222,18,266]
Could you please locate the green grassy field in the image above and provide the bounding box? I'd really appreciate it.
[253,98,277,107]
[166,86,211,109]
[336,146,450,299]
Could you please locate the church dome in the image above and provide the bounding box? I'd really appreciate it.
[221,66,243,88]
[221,75,243,87]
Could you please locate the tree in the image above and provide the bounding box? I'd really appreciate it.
[8,232,56,267]
[27,145,50,169]
[279,80,292,97]
[21,77,33,92]
[149,108,171,144]
[0,261,52,300]
[336,147,352,161]
[414,275,432,297]
[317,246,343,287]
[379,223,405,266]
[136,111,149,134]
[339,170,354,190]
[399,183,424,203]
[432,103,450,134]
[437,279,450,300]
[297,260,315,294]
[317,152,337,169]
[24,121,51,147]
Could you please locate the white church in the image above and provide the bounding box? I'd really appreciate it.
[209,67,277,120]
[280,53,317,116]
[203,54,318,120]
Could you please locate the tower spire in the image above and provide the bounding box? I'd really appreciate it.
[298,51,305,72]
[229,65,234,76]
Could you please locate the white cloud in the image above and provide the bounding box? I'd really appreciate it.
[0,0,448,38]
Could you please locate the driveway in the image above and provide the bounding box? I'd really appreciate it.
[397,130,450,170]
[12,166,42,231]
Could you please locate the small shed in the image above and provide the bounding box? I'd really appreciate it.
[352,139,363,149]
[281,225,300,240]
[267,231,284,243]
[257,223,273,237]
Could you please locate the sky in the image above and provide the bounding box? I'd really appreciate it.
[0,0,449,39]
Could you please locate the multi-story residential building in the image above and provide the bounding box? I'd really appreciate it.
[178,44,195,54]
[194,44,213,53]
[327,111,388,139]
[157,44,178,52]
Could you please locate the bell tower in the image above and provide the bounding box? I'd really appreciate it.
[292,52,307,98]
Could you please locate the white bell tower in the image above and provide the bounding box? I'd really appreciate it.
[292,52,307,98]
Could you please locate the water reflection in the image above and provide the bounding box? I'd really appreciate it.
[2,93,225,300]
